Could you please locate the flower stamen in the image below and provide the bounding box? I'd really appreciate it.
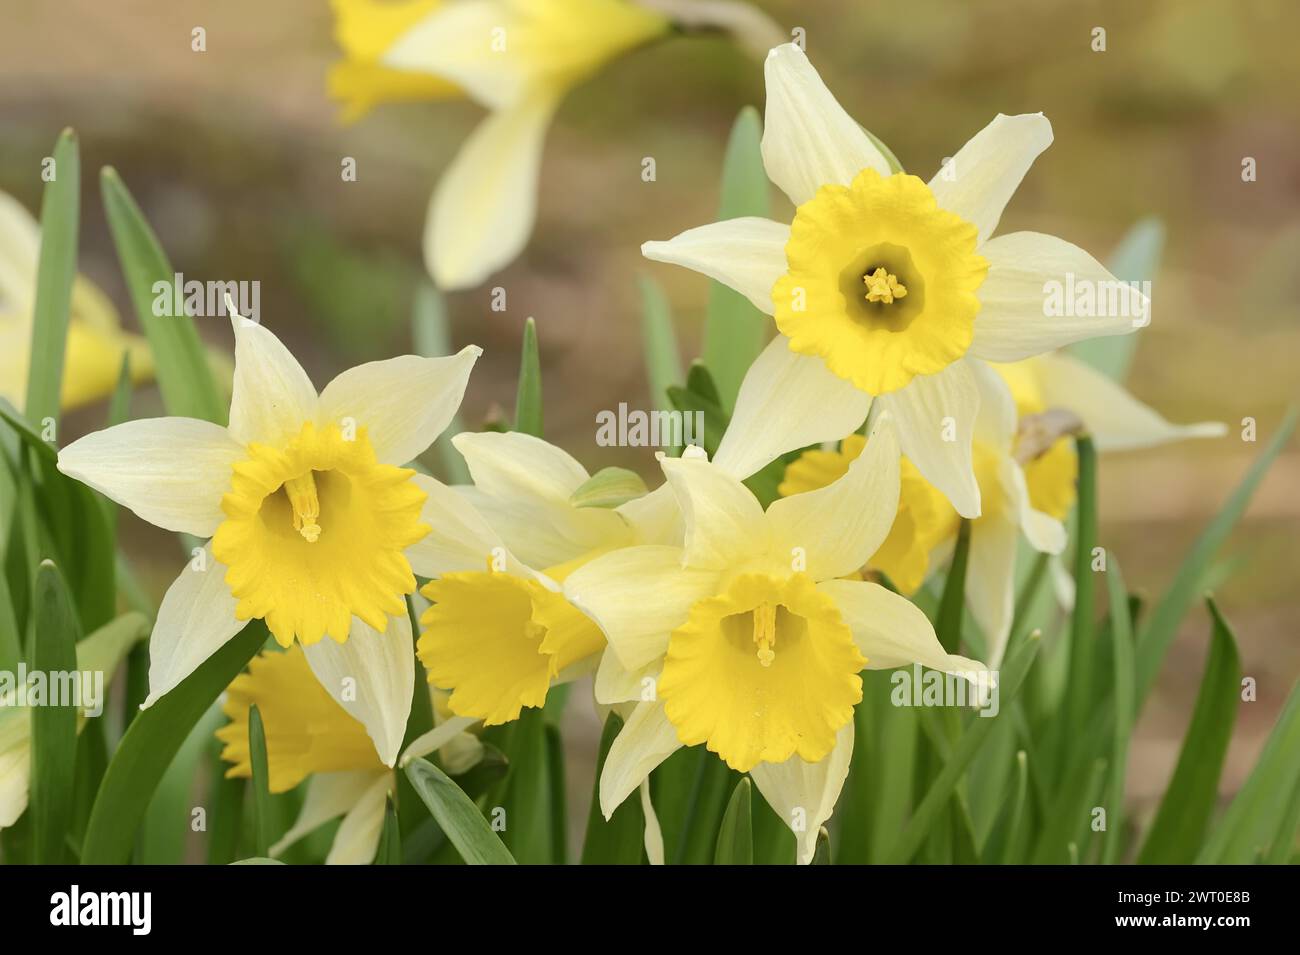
[284,472,322,543]
[863,267,908,304]
[753,601,777,667]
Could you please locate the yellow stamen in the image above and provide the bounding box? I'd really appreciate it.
[863,267,908,304]
[284,472,322,543]
[753,602,777,667]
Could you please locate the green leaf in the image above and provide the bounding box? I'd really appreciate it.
[714,777,753,864]
[545,723,567,864]
[1137,596,1240,863]
[569,467,649,509]
[403,757,516,865]
[100,167,226,425]
[138,702,223,864]
[936,519,970,653]
[580,714,646,864]
[810,827,831,865]
[80,621,266,863]
[702,107,770,412]
[514,316,543,438]
[0,398,57,462]
[1103,560,1135,864]
[638,274,683,410]
[25,129,80,431]
[229,857,284,865]
[884,634,1042,864]
[374,796,401,865]
[29,561,81,863]
[863,127,905,174]
[496,708,553,863]
[1065,436,1099,737]
[248,704,272,858]
[1137,408,1297,704]
[1067,218,1164,381]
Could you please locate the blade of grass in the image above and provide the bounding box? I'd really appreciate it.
[1065,436,1098,738]
[374,796,401,865]
[639,274,683,410]
[514,316,542,437]
[1103,560,1135,864]
[248,704,272,858]
[580,714,646,864]
[714,777,753,864]
[404,757,517,865]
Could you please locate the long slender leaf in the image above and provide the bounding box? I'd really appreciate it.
[81,621,267,863]
[404,757,516,865]
[1065,437,1098,737]
[714,778,753,864]
[29,561,81,863]
[638,274,683,410]
[374,796,401,865]
[514,316,542,438]
[25,129,80,430]
[1103,561,1135,864]
[248,704,272,858]
[101,167,226,424]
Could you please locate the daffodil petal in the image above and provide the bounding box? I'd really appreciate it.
[640,777,665,865]
[318,345,481,466]
[404,473,533,579]
[928,113,1053,245]
[761,43,893,205]
[144,546,244,708]
[594,647,660,706]
[641,217,790,315]
[1007,462,1067,556]
[599,701,682,819]
[1033,352,1227,451]
[564,545,719,671]
[270,768,384,857]
[749,719,853,865]
[615,481,683,547]
[766,415,900,582]
[876,359,981,519]
[399,715,480,767]
[713,335,872,481]
[965,511,1020,666]
[326,770,393,864]
[424,90,560,290]
[57,417,244,537]
[969,232,1146,362]
[660,454,771,571]
[454,429,590,500]
[818,577,988,675]
[0,722,29,829]
[228,315,319,448]
[302,614,414,769]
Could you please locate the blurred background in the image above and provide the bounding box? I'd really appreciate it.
[2,0,1297,848]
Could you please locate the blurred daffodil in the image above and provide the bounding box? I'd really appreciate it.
[218,642,484,864]
[0,189,153,412]
[56,307,481,714]
[564,416,986,864]
[644,43,1150,520]
[332,0,781,291]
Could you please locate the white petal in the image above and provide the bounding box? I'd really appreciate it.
[399,715,480,768]
[713,335,872,480]
[970,232,1147,362]
[303,614,415,768]
[1032,352,1226,452]
[564,545,719,671]
[404,474,533,579]
[877,359,981,519]
[818,578,988,675]
[599,701,682,819]
[228,314,318,447]
[971,357,1017,452]
[1006,461,1067,556]
[326,771,393,865]
[965,512,1020,667]
[318,346,481,466]
[750,719,853,865]
[761,43,893,205]
[928,113,1053,245]
[57,417,243,536]
[424,90,560,290]
[270,769,383,857]
[594,647,660,706]
[641,217,789,315]
[382,0,527,110]
[661,454,770,571]
[144,546,244,708]
[615,481,683,547]
[640,778,665,866]
[0,722,29,829]
[766,414,900,582]
[454,429,590,500]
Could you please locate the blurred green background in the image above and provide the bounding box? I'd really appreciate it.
[2,0,1296,837]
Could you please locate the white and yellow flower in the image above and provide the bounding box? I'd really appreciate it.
[55,309,481,771]
[334,0,781,291]
[0,188,153,412]
[643,43,1148,519]
[217,641,485,864]
[563,416,985,863]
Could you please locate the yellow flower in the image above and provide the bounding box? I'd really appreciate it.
[0,189,153,412]
[644,43,1150,521]
[565,416,985,864]
[779,434,957,594]
[57,308,481,710]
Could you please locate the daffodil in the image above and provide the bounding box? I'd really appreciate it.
[217,640,485,864]
[334,0,781,291]
[0,616,143,832]
[55,309,481,730]
[0,188,153,412]
[564,416,986,863]
[643,43,1150,520]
